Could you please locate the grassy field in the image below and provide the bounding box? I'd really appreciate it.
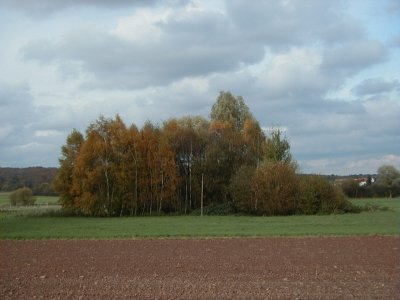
[0,197,399,239]
[0,192,59,207]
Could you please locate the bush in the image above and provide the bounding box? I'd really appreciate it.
[190,201,237,216]
[252,162,299,215]
[298,175,353,214]
[338,200,362,214]
[230,165,256,214]
[205,201,236,215]
[9,187,36,206]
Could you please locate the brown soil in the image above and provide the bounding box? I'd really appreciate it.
[1,236,399,299]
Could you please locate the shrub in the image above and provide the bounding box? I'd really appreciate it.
[252,162,299,215]
[190,201,236,216]
[298,175,353,214]
[204,201,236,215]
[230,165,256,214]
[9,187,36,206]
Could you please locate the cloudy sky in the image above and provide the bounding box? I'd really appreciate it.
[0,0,399,175]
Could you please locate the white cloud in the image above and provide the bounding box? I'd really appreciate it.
[256,48,326,98]
[112,8,170,44]
[34,130,63,137]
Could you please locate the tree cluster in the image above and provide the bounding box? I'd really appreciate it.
[55,91,352,216]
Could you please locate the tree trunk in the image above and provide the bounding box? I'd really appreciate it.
[149,168,153,215]
[189,166,192,210]
[201,173,204,216]
[189,140,192,209]
[119,198,124,217]
[159,171,164,214]
[184,178,188,215]
[134,167,138,216]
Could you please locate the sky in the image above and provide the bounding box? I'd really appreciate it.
[0,0,399,175]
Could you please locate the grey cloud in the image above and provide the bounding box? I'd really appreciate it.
[387,0,400,14]
[0,135,61,167]
[0,82,35,124]
[20,0,376,91]
[289,97,400,163]
[226,0,322,44]
[0,82,87,167]
[352,78,400,96]
[389,35,400,47]
[0,0,158,16]
[0,83,44,167]
[239,87,400,173]
[322,40,387,75]
[319,17,365,44]
[21,15,265,89]
[225,0,363,47]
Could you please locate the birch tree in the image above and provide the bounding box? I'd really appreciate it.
[54,129,84,211]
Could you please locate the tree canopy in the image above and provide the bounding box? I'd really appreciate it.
[264,128,292,164]
[55,92,353,216]
[210,91,251,132]
[377,165,400,198]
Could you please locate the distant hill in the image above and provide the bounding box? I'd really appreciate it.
[0,167,58,195]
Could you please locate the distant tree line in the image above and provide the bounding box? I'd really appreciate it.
[0,167,57,195]
[340,165,400,198]
[55,91,355,216]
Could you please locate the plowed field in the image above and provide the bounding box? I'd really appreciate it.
[1,236,399,299]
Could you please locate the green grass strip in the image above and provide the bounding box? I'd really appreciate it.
[1,198,399,240]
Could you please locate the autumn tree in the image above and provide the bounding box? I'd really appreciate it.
[72,125,110,215]
[108,115,136,216]
[156,131,179,213]
[71,115,134,216]
[136,122,158,214]
[126,124,141,215]
[54,129,84,211]
[243,117,266,166]
[162,116,209,213]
